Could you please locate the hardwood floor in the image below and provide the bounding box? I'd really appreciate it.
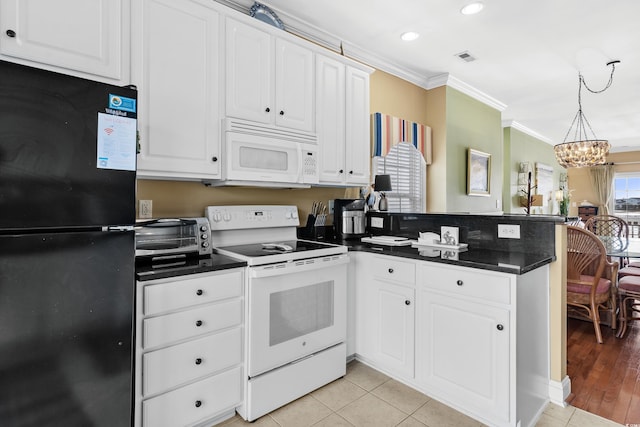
[566,316,640,425]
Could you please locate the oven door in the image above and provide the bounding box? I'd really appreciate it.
[247,254,348,377]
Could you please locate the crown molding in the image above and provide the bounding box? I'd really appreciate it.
[443,75,507,112]
[503,120,553,144]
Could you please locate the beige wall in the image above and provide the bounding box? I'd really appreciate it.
[369,69,433,212]
[425,87,447,212]
[568,151,640,216]
[136,180,350,221]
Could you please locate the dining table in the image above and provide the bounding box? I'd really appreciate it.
[600,236,640,261]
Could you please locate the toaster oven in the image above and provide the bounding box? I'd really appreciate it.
[135,217,212,259]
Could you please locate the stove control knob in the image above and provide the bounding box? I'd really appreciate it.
[201,233,208,239]
[200,225,208,232]
[202,241,210,248]
[211,212,222,222]
[291,210,298,219]
[223,211,232,221]
[285,211,292,219]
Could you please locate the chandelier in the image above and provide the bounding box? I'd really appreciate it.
[554,60,619,168]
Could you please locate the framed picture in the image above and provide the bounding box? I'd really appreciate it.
[467,148,491,196]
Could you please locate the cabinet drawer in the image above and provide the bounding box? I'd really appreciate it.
[143,299,242,349]
[372,257,416,285]
[142,366,242,427]
[144,270,243,316]
[143,327,242,396]
[421,265,511,305]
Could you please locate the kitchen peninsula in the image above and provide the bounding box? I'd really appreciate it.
[335,212,562,427]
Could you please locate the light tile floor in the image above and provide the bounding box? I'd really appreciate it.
[216,360,624,427]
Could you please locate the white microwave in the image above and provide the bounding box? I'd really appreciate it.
[206,119,319,188]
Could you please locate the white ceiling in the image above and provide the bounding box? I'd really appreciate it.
[218,0,640,153]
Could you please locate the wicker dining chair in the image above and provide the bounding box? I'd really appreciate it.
[584,215,629,264]
[566,225,618,343]
[616,275,640,338]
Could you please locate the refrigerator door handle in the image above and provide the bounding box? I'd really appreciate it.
[104,226,135,232]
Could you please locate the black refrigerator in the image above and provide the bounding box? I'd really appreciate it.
[0,60,137,426]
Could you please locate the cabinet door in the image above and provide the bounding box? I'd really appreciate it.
[0,0,129,83]
[418,289,510,424]
[134,0,221,180]
[225,17,272,124]
[373,280,415,379]
[275,38,314,132]
[345,67,371,186]
[316,54,346,184]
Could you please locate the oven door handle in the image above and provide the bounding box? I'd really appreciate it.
[249,254,349,278]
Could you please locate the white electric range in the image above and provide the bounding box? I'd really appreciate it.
[206,205,348,422]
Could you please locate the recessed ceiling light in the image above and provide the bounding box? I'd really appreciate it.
[400,31,420,42]
[461,2,484,15]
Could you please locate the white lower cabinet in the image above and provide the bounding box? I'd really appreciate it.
[354,252,550,427]
[355,254,415,380]
[417,279,511,424]
[135,268,244,427]
[142,366,242,427]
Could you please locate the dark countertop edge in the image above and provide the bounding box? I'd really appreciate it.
[344,243,555,275]
[371,212,567,223]
[136,253,247,282]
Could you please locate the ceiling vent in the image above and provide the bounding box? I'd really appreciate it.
[455,51,476,62]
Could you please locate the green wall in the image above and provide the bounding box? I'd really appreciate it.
[503,127,565,214]
[445,87,504,213]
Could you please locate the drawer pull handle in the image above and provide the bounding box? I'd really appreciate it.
[6,29,16,38]
[195,400,202,408]
[388,268,394,274]
[195,358,202,365]
[456,280,464,286]
[497,324,504,331]
[405,300,411,306]
[196,289,203,296]
[195,320,203,327]
[265,107,270,112]
[279,110,285,115]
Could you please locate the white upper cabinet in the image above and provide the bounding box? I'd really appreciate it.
[225,17,314,133]
[317,54,371,187]
[0,0,130,84]
[133,0,221,180]
[345,67,371,186]
[316,54,346,184]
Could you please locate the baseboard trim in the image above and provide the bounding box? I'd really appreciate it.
[548,376,571,407]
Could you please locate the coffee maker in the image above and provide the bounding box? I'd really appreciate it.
[334,199,366,239]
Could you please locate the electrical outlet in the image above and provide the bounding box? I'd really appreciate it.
[498,224,520,239]
[139,200,152,219]
[328,199,334,214]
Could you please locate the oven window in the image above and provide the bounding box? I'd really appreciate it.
[269,281,334,346]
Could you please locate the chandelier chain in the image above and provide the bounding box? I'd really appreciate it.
[580,61,617,95]
[554,60,619,168]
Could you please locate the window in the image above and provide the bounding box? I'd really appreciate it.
[613,173,640,236]
[372,142,427,212]
[614,173,640,223]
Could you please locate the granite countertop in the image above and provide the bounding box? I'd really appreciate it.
[136,252,247,281]
[332,239,555,275]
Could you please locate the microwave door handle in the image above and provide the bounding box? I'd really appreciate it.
[136,218,196,227]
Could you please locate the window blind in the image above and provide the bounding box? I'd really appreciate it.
[372,141,427,212]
